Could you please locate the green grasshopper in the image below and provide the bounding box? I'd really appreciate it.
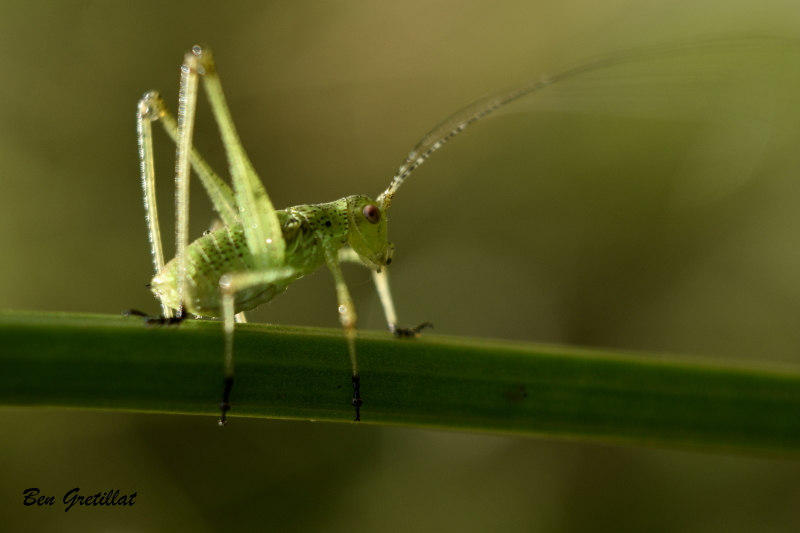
[135,45,557,425]
[134,46,436,425]
[134,40,778,425]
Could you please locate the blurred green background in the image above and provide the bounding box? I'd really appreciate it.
[3,0,800,531]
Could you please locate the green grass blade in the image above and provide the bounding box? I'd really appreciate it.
[2,310,800,454]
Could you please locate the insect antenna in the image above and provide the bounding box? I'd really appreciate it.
[377,36,795,211]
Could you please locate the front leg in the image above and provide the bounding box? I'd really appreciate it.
[373,268,433,337]
[337,248,432,337]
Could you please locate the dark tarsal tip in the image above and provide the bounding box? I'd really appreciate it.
[352,376,362,422]
[219,377,234,426]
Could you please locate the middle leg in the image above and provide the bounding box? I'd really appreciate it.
[218,268,297,425]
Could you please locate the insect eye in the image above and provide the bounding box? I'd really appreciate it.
[363,204,381,224]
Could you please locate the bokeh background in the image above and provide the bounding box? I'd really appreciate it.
[3,0,800,531]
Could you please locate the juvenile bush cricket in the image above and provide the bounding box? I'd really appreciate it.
[133,46,435,425]
[133,39,790,425]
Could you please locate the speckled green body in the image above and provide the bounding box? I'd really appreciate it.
[150,196,383,316]
[136,47,405,423]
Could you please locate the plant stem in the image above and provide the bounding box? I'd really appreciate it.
[2,310,800,455]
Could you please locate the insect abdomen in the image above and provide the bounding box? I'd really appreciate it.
[151,222,286,316]
[150,203,349,316]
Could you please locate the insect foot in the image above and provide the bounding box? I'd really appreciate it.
[218,377,234,426]
[121,309,187,327]
[352,376,363,422]
[389,322,433,338]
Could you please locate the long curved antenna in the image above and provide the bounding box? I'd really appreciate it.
[376,37,795,210]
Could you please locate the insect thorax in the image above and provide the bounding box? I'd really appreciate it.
[150,199,352,316]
